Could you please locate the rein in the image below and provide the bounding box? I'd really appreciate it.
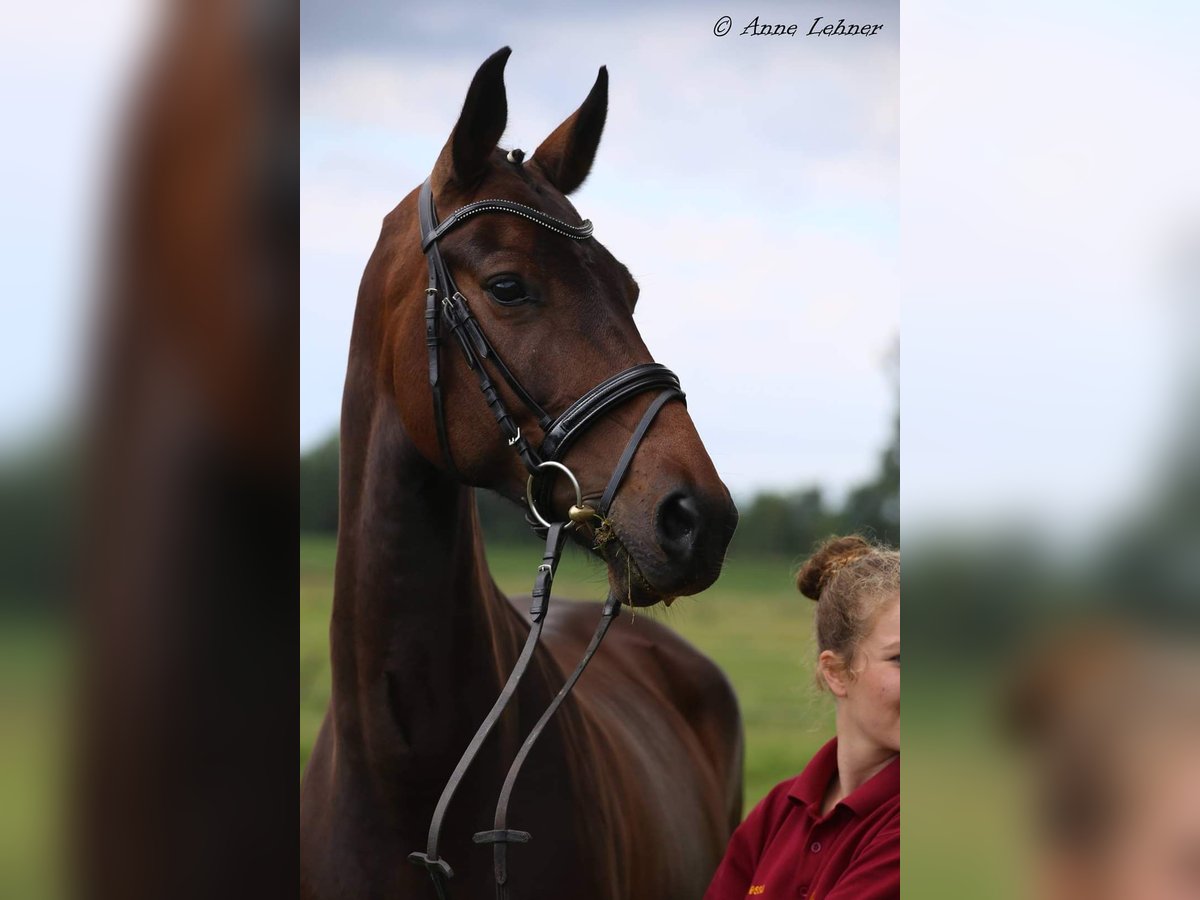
[407,171,684,899]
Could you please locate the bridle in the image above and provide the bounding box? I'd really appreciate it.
[415,174,683,528]
[407,166,685,899]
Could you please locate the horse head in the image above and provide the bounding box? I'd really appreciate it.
[383,47,737,606]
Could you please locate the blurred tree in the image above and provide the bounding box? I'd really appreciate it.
[298,431,539,546]
[788,487,837,553]
[733,492,798,557]
[0,436,75,615]
[728,487,838,558]
[298,433,339,533]
[299,413,899,556]
[840,407,899,547]
[299,339,901,554]
[843,338,900,547]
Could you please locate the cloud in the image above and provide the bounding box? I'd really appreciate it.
[901,0,1199,535]
[301,2,899,495]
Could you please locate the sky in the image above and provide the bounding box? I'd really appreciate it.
[900,0,1199,537]
[6,1,1191,536]
[300,0,901,499]
[0,0,160,450]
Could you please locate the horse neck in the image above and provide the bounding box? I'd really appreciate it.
[328,390,526,768]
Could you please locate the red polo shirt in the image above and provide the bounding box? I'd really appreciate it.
[704,739,899,900]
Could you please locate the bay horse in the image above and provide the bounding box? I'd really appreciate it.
[299,48,742,900]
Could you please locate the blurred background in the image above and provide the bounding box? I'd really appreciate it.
[299,0,900,827]
[0,3,158,895]
[1,0,296,897]
[4,0,1196,898]
[2,1,898,896]
[903,1,1200,897]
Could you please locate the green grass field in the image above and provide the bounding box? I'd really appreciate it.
[0,542,1028,898]
[300,533,833,813]
[0,620,67,900]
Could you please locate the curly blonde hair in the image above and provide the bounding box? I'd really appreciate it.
[796,535,899,687]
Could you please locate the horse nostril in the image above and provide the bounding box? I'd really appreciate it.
[657,492,701,554]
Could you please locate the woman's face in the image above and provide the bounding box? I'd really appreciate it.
[837,594,901,753]
[1046,732,1200,900]
[1101,739,1200,900]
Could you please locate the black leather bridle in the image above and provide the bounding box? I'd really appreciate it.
[407,170,685,899]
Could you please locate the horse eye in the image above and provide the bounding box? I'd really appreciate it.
[487,277,529,306]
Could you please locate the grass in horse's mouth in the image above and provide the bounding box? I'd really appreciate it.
[589,513,674,608]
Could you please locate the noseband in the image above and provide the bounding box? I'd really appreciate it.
[408,172,685,899]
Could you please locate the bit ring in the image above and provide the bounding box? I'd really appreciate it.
[525,461,583,529]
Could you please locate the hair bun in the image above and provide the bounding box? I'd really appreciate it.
[796,535,873,601]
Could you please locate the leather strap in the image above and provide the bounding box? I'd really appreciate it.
[423,197,593,248]
[477,592,621,899]
[409,386,681,899]
[420,179,558,475]
[530,375,685,531]
[440,292,543,472]
[408,524,569,887]
[411,173,690,899]
[419,178,685,491]
[420,180,461,480]
[539,363,683,462]
[440,290,551,430]
[598,388,682,516]
[476,389,678,898]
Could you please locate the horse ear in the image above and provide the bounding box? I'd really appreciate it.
[436,47,511,188]
[533,66,607,195]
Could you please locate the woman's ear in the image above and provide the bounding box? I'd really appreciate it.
[819,650,850,698]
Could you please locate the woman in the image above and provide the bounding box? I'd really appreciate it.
[1006,627,1200,900]
[705,536,900,899]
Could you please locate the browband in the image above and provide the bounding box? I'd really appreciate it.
[422,197,593,249]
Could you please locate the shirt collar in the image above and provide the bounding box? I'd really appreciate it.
[788,738,899,818]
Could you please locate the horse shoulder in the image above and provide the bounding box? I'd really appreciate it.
[540,597,745,823]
